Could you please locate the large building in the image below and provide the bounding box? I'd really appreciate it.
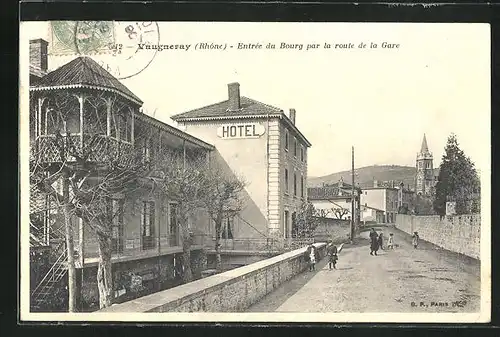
[28,39,215,311]
[171,83,312,240]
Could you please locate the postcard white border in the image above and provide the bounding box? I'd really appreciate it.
[18,22,491,324]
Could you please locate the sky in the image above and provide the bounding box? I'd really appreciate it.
[21,22,491,177]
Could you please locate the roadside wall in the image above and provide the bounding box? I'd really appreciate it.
[396,214,480,260]
[98,243,326,313]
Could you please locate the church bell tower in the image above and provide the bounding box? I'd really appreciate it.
[415,134,435,196]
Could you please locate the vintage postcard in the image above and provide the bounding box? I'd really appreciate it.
[19,21,491,323]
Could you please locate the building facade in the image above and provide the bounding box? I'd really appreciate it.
[28,39,215,311]
[171,82,312,240]
[360,205,385,224]
[360,183,399,223]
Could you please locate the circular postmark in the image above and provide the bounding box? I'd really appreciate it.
[52,21,160,80]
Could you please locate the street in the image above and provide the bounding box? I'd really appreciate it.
[247,227,480,313]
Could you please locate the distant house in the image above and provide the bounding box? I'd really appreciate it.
[308,178,362,220]
[360,205,385,224]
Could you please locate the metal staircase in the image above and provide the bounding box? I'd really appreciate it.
[30,242,68,310]
[30,214,69,311]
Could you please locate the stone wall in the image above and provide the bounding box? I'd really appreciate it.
[396,214,480,260]
[313,219,350,243]
[98,243,326,313]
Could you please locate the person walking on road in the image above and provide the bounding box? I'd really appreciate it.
[305,243,318,271]
[412,231,420,249]
[387,233,394,250]
[327,241,338,270]
[369,228,379,256]
[378,233,384,251]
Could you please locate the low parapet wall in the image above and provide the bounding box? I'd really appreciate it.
[98,242,327,313]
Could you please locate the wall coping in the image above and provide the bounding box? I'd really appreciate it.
[98,242,326,313]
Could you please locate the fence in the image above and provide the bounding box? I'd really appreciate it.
[205,237,316,253]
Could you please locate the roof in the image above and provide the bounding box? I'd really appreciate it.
[420,133,429,153]
[171,96,312,147]
[308,187,355,200]
[30,56,143,105]
[362,186,399,191]
[135,113,215,151]
[172,96,281,120]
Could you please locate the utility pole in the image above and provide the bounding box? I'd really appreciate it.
[351,146,355,243]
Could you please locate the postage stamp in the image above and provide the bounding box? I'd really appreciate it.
[50,21,160,80]
[19,21,491,323]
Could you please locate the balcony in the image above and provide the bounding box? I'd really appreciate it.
[31,134,135,166]
[76,233,207,268]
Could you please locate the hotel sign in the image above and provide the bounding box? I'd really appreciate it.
[217,123,265,139]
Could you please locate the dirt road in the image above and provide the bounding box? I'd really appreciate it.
[247,227,480,313]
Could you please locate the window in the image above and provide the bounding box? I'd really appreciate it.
[284,168,289,194]
[284,130,289,151]
[142,139,151,163]
[169,203,178,246]
[294,137,297,157]
[221,217,234,239]
[118,112,132,142]
[284,210,289,239]
[300,146,304,162]
[108,198,124,253]
[291,212,297,238]
[300,175,304,198]
[141,201,155,250]
[293,172,297,196]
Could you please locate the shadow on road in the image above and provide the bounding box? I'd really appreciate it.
[246,258,330,312]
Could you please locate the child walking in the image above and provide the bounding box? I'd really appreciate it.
[305,244,317,271]
[412,232,420,249]
[387,233,394,249]
[327,243,338,270]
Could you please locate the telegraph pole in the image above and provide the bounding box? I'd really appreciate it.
[351,146,355,242]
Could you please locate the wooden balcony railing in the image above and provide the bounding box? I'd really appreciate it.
[31,134,135,166]
[79,233,207,263]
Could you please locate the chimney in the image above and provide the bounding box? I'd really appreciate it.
[227,82,240,111]
[30,39,48,72]
[289,108,296,124]
[373,180,378,188]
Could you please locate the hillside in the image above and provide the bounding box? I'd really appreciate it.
[307,165,417,188]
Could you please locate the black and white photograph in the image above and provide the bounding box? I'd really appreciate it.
[19,21,491,323]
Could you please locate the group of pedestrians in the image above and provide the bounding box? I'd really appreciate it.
[305,241,341,271]
[303,229,422,271]
[369,228,420,256]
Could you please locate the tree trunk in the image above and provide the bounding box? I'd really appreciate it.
[181,237,193,283]
[179,210,192,283]
[214,220,222,272]
[62,173,77,313]
[96,234,113,309]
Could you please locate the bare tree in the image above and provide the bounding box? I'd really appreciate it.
[332,207,350,220]
[153,150,207,283]
[200,168,245,272]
